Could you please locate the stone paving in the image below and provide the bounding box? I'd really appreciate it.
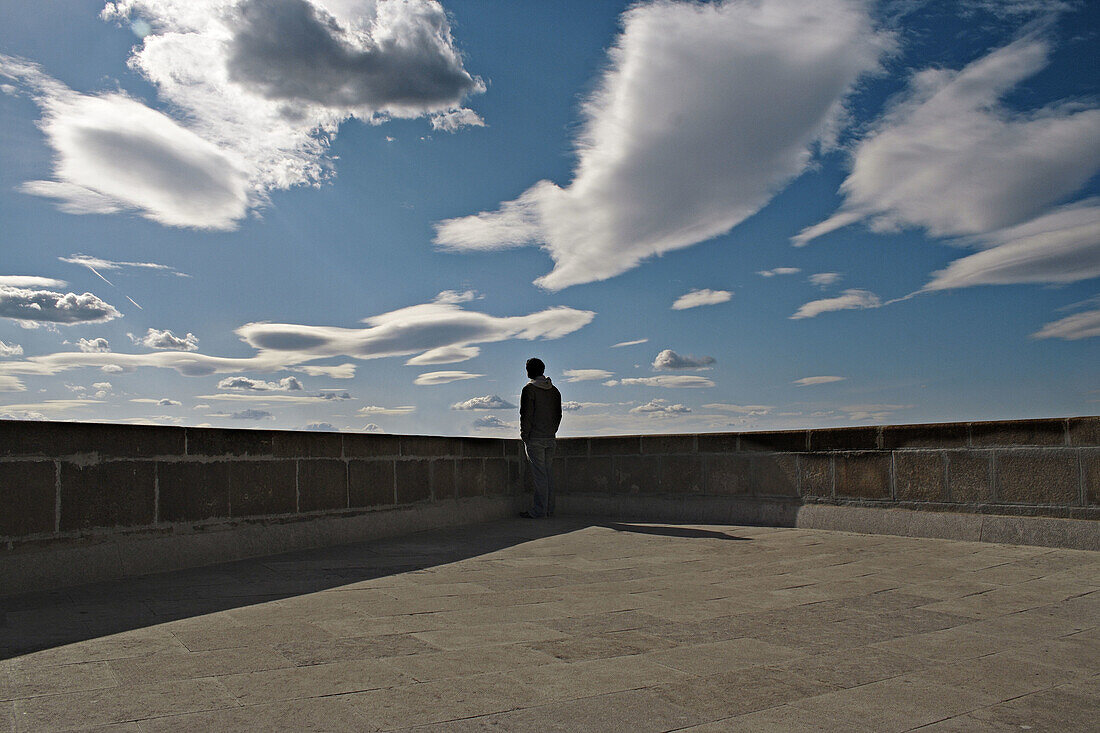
[2,519,1098,732]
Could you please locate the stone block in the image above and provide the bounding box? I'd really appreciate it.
[454,459,486,498]
[1086,449,1099,505]
[457,437,504,458]
[400,435,460,457]
[659,455,704,493]
[395,459,432,503]
[342,433,400,458]
[612,455,662,494]
[752,454,799,497]
[995,450,1079,505]
[272,431,342,458]
[809,427,879,451]
[895,451,946,502]
[0,460,56,536]
[946,451,992,503]
[590,436,640,455]
[696,433,739,453]
[483,458,510,495]
[564,457,613,493]
[641,435,696,454]
[1068,417,1100,447]
[297,459,347,512]
[835,452,891,499]
[799,454,833,498]
[229,460,297,516]
[882,423,969,450]
[970,419,1066,447]
[348,459,395,507]
[740,430,808,452]
[59,461,156,530]
[157,460,231,523]
[507,459,527,495]
[187,428,273,457]
[554,438,589,457]
[0,421,184,458]
[431,459,456,500]
[704,454,752,495]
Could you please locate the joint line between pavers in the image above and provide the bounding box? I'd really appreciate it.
[53,459,61,533]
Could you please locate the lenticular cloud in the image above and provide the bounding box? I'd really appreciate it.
[435,0,891,289]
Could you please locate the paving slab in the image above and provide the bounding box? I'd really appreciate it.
[1,518,1098,730]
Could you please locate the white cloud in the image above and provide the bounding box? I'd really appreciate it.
[1032,309,1100,340]
[430,108,485,132]
[452,394,516,410]
[923,199,1100,290]
[193,404,210,409]
[472,415,514,430]
[606,375,714,388]
[77,337,110,353]
[435,0,890,289]
[130,328,200,351]
[563,368,614,382]
[794,35,1100,246]
[100,364,125,374]
[0,276,67,289]
[304,422,337,431]
[197,392,335,403]
[362,423,384,433]
[757,268,801,278]
[60,254,187,278]
[0,376,26,392]
[809,272,842,288]
[0,341,24,357]
[0,399,102,412]
[793,376,845,386]
[671,289,732,310]
[294,363,356,378]
[790,289,881,319]
[630,398,691,416]
[703,403,774,415]
[229,408,273,420]
[131,397,182,406]
[414,370,482,386]
[216,376,304,392]
[358,404,415,415]
[611,338,648,348]
[652,349,715,371]
[405,345,480,365]
[840,403,912,421]
[0,284,120,325]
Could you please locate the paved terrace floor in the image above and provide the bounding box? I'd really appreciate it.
[2,519,1098,732]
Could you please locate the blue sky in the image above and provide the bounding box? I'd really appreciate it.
[0,0,1097,436]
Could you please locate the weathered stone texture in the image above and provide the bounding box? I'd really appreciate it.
[995,450,1079,505]
[1084,449,1099,505]
[396,459,432,503]
[348,460,394,507]
[800,455,833,499]
[484,458,510,496]
[696,433,740,453]
[343,433,400,458]
[431,459,456,500]
[613,455,662,494]
[60,461,156,530]
[272,431,342,458]
[400,436,459,457]
[946,451,992,503]
[658,455,704,493]
[157,460,230,522]
[590,437,640,456]
[882,423,968,450]
[187,428,273,457]
[835,452,891,499]
[229,460,297,517]
[970,419,1066,447]
[0,460,56,535]
[1068,417,1100,447]
[553,439,588,458]
[740,431,807,452]
[704,454,752,496]
[454,459,486,498]
[297,460,347,512]
[753,454,799,497]
[563,457,613,493]
[0,422,184,458]
[809,427,879,452]
[458,438,504,458]
[895,452,946,502]
[641,435,695,455]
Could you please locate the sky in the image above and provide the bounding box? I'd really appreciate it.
[0,0,1097,437]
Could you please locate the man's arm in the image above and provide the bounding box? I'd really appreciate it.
[554,388,563,433]
[520,384,533,441]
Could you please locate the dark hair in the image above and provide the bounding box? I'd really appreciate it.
[525,357,545,378]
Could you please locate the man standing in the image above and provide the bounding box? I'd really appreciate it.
[519,357,562,519]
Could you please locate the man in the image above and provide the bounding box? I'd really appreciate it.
[519,357,562,519]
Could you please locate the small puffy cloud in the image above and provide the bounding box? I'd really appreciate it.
[451,395,516,410]
[77,337,110,353]
[611,338,648,348]
[217,376,304,392]
[362,423,384,433]
[0,283,120,325]
[757,268,801,278]
[472,415,515,430]
[0,340,24,357]
[358,405,416,415]
[793,376,845,387]
[1032,309,1100,341]
[795,35,1100,246]
[703,403,774,415]
[0,276,67,288]
[562,401,583,412]
[129,328,200,351]
[100,364,125,374]
[405,345,480,365]
[435,0,890,289]
[319,390,351,401]
[430,108,485,132]
[790,289,880,319]
[630,399,691,416]
[0,375,26,392]
[809,272,842,288]
[304,422,337,432]
[563,369,614,382]
[672,289,732,310]
[607,375,714,388]
[652,349,715,371]
[229,408,273,420]
[193,404,210,410]
[414,370,483,386]
[130,397,182,406]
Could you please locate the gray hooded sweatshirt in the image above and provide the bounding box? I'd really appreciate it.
[520,375,562,442]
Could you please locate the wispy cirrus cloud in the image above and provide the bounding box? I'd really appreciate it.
[605,375,714,388]
[435,0,890,289]
[414,371,483,386]
[60,254,188,280]
[563,369,614,382]
[757,268,800,278]
[809,272,842,288]
[793,376,845,387]
[703,403,774,415]
[790,289,881,320]
[611,338,647,348]
[671,289,732,310]
[1032,309,1100,341]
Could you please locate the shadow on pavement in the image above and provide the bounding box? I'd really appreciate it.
[599,522,752,541]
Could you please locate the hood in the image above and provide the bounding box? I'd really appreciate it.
[530,375,554,389]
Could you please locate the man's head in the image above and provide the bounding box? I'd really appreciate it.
[525,357,545,379]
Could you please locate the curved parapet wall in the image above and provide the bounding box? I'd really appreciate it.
[1,417,1097,594]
